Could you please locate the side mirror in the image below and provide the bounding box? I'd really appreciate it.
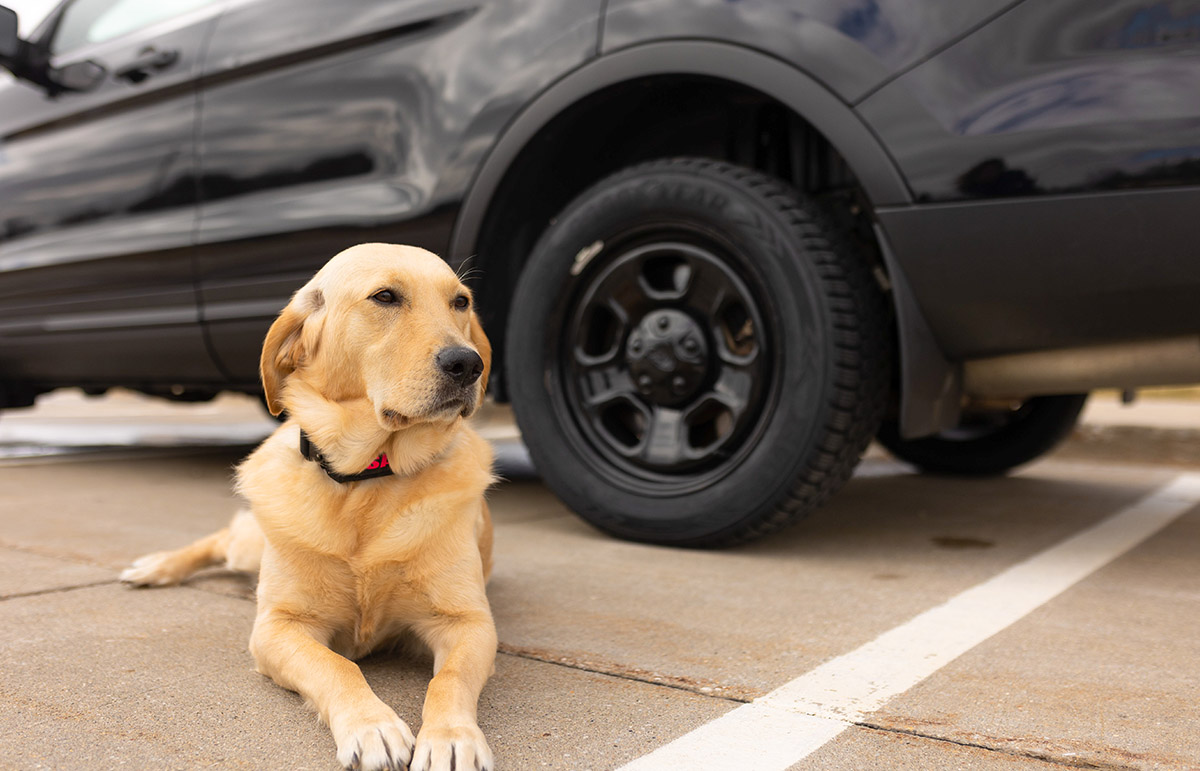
[0,5,104,94]
[0,5,19,60]
[0,4,50,89]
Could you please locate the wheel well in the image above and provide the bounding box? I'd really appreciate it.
[472,75,885,399]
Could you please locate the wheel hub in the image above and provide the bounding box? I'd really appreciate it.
[626,309,709,406]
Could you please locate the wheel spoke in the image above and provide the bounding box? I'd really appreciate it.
[575,362,638,409]
[639,406,689,467]
[571,335,623,369]
[681,256,730,318]
[570,288,630,366]
[709,363,756,417]
[586,256,656,321]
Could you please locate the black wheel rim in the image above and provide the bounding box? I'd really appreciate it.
[552,225,777,493]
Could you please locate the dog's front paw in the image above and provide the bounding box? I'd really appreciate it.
[119,552,184,587]
[332,707,415,771]
[412,724,493,771]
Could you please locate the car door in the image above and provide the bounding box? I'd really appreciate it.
[0,0,223,389]
[860,0,1200,358]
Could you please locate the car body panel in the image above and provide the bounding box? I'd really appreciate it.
[0,2,224,383]
[601,0,1024,102]
[859,0,1200,360]
[876,189,1200,359]
[859,0,1200,202]
[449,39,913,269]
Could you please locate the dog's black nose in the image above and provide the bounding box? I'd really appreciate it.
[437,346,484,387]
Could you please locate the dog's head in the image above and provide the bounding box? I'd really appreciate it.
[260,243,491,430]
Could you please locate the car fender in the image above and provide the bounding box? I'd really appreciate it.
[450,40,910,265]
[450,41,958,436]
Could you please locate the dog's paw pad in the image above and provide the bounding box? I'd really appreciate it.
[336,714,415,771]
[119,553,180,586]
[412,724,493,771]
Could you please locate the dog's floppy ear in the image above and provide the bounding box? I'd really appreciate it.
[260,288,325,416]
[468,309,491,395]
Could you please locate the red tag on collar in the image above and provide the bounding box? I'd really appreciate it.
[300,430,395,483]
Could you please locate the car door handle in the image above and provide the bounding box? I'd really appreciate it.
[113,46,179,83]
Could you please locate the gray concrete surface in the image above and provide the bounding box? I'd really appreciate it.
[1,390,1199,770]
[863,507,1200,771]
[1,583,730,771]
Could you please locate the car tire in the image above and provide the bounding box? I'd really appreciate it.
[875,394,1088,476]
[505,158,891,546]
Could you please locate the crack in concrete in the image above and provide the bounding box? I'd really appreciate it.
[857,721,1141,771]
[496,642,759,704]
[1,578,121,602]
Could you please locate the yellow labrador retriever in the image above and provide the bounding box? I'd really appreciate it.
[121,243,497,771]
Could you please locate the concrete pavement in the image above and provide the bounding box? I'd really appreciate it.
[1,390,1199,770]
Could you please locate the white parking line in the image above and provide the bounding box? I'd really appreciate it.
[619,473,1200,771]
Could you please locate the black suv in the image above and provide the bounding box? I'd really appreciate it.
[3,0,1199,545]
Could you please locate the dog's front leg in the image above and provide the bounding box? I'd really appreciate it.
[412,612,498,771]
[250,613,415,771]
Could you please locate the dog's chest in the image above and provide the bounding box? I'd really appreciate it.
[245,441,488,658]
[263,504,437,656]
[327,555,428,657]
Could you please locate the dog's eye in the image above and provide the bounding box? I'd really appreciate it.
[371,290,398,305]
[453,294,470,311]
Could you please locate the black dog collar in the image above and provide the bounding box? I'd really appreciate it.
[299,429,393,483]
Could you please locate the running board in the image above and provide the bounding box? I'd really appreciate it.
[964,336,1200,398]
